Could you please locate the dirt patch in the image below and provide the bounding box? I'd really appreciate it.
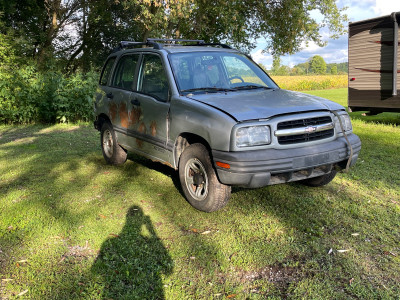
[59,241,95,263]
[235,265,299,285]
[0,247,8,272]
[215,264,300,296]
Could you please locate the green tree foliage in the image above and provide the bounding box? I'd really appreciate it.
[330,65,338,74]
[271,56,281,75]
[0,0,348,123]
[1,0,347,70]
[0,64,97,124]
[310,55,327,74]
[328,62,347,74]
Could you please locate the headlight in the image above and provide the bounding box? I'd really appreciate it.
[335,113,352,133]
[236,126,271,147]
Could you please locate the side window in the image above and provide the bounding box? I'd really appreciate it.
[138,54,169,102]
[112,55,139,90]
[171,56,191,90]
[223,56,264,86]
[99,57,116,86]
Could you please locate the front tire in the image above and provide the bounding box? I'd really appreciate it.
[179,143,231,212]
[100,122,127,165]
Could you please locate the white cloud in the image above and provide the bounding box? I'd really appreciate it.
[251,49,273,68]
[373,0,400,17]
[251,0,400,67]
[301,41,323,53]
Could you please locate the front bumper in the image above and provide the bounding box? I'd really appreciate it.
[212,134,361,188]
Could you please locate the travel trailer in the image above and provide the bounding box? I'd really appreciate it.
[348,12,400,114]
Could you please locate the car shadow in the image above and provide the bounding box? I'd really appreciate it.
[349,111,400,126]
[127,152,185,195]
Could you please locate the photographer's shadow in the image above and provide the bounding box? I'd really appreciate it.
[91,206,173,299]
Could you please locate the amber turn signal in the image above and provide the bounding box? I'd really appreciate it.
[216,161,230,169]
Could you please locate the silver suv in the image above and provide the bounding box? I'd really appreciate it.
[94,39,361,212]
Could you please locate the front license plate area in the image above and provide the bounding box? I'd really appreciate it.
[293,152,339,168]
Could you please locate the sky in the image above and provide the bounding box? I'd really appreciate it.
[251,0,400,68]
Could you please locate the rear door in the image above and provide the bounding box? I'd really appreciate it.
[108,54,140,129]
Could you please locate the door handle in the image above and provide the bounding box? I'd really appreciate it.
[131,99,141,106]
[106,92,114,99]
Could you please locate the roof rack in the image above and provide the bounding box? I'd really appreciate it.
[118,40,162,50]
[114,38,233,52]
[147,38,205,44]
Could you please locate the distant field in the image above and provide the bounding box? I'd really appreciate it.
[271,75,347,91]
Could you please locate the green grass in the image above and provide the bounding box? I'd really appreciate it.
[306,88,400,126]
[1,90,400,299]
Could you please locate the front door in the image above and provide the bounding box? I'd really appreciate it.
[129,53,171,164]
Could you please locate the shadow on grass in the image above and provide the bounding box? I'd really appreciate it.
[349,111,400,126]
[0,125,178,298]
[0,125,105,274]
[91,205,173,299]
[1,124,399,298]
[122,129,399,297]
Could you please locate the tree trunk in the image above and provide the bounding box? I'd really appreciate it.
[37,6,59,67]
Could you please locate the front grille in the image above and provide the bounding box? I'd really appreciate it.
[277,116,332,130]
[277,116,334,145]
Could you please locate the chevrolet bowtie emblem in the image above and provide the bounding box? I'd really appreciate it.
[304,126,317,133]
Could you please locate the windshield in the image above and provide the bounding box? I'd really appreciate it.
[169,51,278,93]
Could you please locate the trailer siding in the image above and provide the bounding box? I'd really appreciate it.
[348,13,400,112]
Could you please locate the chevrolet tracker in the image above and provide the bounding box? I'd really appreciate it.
[94,39,361,212]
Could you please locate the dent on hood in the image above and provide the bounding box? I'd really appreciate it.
[185,89,345,122]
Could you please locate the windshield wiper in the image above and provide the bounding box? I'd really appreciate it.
[181,87,234,93]
[232,85,272,90]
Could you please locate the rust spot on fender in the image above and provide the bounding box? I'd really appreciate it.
[138,122,146,134]
[150,158,173,168]
[150,121,157,137]
[136,122,146,148]
[109,102,117,123]
[119,102,129,128]
[129,107,142,125]
[136,138,143,148]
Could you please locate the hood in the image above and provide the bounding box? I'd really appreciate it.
[185,89,344,122]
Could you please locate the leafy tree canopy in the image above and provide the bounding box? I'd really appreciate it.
[310,55,327,74]
[0,0,347,70]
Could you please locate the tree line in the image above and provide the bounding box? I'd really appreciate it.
[265,55,348,76]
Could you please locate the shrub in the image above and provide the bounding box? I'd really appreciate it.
[0,65,98,124]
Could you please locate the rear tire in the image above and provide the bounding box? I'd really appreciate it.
[100,122,127,165]
[301,170,337,187]
[179,143,231,212]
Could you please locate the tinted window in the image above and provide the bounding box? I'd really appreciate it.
[112,55,139,90]
[138,54,169,102]
[99,57,116,86]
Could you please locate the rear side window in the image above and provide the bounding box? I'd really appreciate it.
[138,54,169,102]
[99,57,116,86]
[112,54,139,90]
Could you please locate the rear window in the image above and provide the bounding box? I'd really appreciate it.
[99,57,116,86]
[112,55,139,90]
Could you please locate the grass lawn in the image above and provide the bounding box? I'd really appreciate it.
[1,89,399,299]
